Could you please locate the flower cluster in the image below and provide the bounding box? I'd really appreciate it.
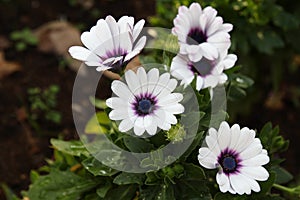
[170,3,237,90]
[69,2,270,196]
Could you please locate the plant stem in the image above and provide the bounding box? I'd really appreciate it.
[273,183,295,194]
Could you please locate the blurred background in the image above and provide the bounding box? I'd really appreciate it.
[0,0,299,199]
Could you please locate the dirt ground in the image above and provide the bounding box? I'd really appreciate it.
[0,0,299,199]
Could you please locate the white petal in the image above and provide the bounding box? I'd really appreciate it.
[147,68,159,94]
[125,69,141,95]
[235,127,256,152]
[199,43,218,60]
[81,31,101,50]
[119,31,132,52]
[205,131,221,157]
[158,93,183,106]
[118,16,134,33]
[106,97,128,109]
[118,118,134,132]
[156,79,178,99]
[134,125,145,136]
[241,166,269,181]
[144,115,157,135]
[217,121,231,150]
[217,172,229,186]
[229,124,240,149]
[223,54,237,70]
[109,109,128,120]
[111,80,134,101]
[96,65,111,72]
[134,116,144,128]
[152,73,170,96]
[196,76,204,91]
[206,16,223,36]
[242,153,270,166]
[162,104,184,114]
[198,152,217,169]
[136,67,148,94]
[68,46,100,62]
[229,173,251,195]
[133,36,146,52]
[220,23,233,32]
[133,19,145,41]
[239,139,263,160]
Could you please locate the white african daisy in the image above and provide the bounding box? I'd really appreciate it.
[69,15,146,73]
[198,121,270,195]
[170,52,237,90]
[172,3,233,62]
[106,67,184,136]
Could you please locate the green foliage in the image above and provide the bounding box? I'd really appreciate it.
[20,1,300,199]
[1,184,20,200]
[10,28,38,51]
[27,84,62,126]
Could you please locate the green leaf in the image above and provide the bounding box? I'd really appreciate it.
[113,172,145,185]
[123,136,154,153]
[96,181,112,198]
[1,184,20,200]
[89,96,107,109]
[104,185,137,200]
[156,184,175,200]
[182,163,206,180]
[30,170,40,183]
[26,169,100,200]
[85,112,111,134]
[82,157,118,176]
[258,171,276,195]
[50,139,89,157]
[249,30,284,54]
[214,192,247,200]
[259,123,289,154]
[175,163,211,199]
[272,166,293,184]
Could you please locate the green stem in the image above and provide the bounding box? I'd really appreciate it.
[273,183,295,194]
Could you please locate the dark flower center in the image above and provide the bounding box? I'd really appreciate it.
[218,149,241,175]
[222,156,236,171]
[187,28,207,45]
[138,99,152,114]
[189,58,215,77]
[133,94,157,116]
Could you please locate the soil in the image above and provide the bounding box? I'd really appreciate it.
[0,0,299,200]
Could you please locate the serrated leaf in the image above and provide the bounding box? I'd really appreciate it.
[51,139,89,157]
[113,172,145,185]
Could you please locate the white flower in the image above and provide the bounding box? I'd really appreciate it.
[170,52,237,90]
[198,121,270,195]
[106,67,184,136]
[69,15,146,73]
[172,3,233,62]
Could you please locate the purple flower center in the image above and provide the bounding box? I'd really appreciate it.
[218,148,241,175]
[187,28,207,45]
[132,94,157,116]
[189,58,215,77]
